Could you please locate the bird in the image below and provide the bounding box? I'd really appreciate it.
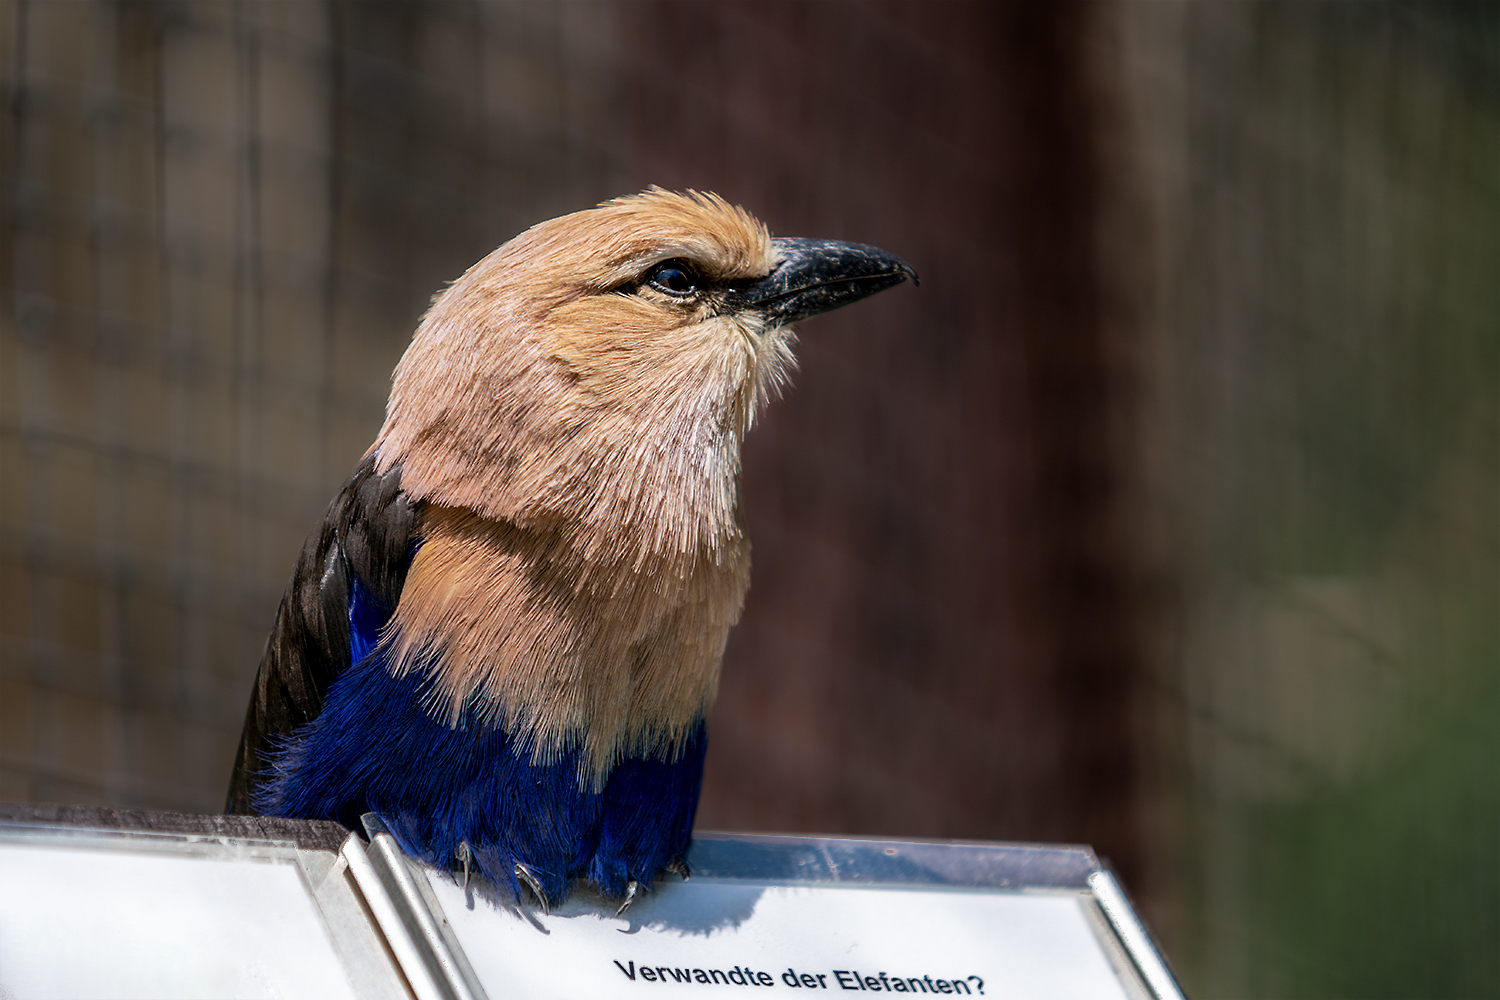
[226,188,915,909]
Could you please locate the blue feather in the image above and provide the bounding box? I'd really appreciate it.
[258,576,707,901]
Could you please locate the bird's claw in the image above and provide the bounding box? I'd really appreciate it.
[665,856,691,880]
[456,840,473,890]
[515,862,549,914]
[616,879,640,916]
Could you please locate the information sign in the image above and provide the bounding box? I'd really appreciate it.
[0,807,1183,1000]
[395,829,1179,1000]
[431,876,1134,998]
[0,808,407,1000]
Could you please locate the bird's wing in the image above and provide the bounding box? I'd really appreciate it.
[225,455,416,814]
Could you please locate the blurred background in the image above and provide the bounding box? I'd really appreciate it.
[0,1,1494,995]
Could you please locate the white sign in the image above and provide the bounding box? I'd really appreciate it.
[426,873,1135,999]
[0,841,359,1000]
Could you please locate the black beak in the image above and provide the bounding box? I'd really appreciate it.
[728,237,918,326]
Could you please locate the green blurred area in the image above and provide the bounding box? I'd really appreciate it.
[1138,3,1499,994]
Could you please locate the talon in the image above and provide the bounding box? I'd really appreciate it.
[616,879,640,916]
[665,856,691,880]
[515,862,549,914]
[457,840,473,889]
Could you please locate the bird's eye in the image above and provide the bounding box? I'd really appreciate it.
[646,261,698,297]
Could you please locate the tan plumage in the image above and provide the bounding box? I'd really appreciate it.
[228,187,913,902]
[373,190,794,782]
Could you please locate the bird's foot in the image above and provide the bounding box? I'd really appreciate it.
[616,879,640,916]
[665,856,691,880]
[456,840,473,890]
[515,862,549,914]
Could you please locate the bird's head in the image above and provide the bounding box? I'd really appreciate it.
[374,188,914,565]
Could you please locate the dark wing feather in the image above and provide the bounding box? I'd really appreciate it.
[225,455,415,814]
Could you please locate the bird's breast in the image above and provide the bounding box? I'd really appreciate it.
[383,504,750,787]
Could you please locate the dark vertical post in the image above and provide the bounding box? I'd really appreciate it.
[990,0,1148,889]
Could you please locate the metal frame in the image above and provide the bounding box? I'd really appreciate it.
[358,821,1187,1000]
[0,810,411,1000]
